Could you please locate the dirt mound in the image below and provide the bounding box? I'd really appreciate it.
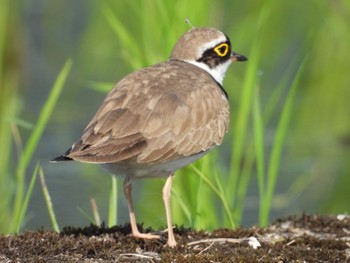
[1,214,349,262]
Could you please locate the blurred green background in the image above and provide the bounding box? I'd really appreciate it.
[1,0,349,231]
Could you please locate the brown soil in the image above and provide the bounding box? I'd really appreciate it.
[0,214,349,262]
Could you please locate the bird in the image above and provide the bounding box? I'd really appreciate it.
[52,27,247,247]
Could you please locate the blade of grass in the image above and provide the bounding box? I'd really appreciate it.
[191,165,235,228]
[228,2,271,224]
[232,142,255,225]
[0,0,9,77]
[15,162,40,232]
[193,155,217,230]
[212,164,228,224]
[253,84,265,188]
[171,187,193,226]
[0,0,19,234]
[90,198,101,226]
[87,81,114,93]
[39,167,60,232]
[77,207,96,225]
[102,5,144,69]
[263,55,304,125]
[260,57,307,226]
[228,41,259,199]
[108,176,117,227]
[12,59,73,232]
[193,163,206,229]
[0,92,18,233]
[252,85,266,225]
[255,54,305,226]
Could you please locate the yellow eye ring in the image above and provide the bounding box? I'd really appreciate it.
[214,43,229,57]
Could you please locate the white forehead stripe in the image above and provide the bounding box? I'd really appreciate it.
[197,35,227,58]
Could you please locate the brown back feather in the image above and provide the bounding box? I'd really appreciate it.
[67,60,230,164]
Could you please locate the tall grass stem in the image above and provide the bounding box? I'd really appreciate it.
[39,167,60,233]
[12,59,72,232]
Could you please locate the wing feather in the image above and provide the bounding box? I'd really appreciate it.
[66,60,230,164]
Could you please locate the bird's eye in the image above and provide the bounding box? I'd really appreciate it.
[214,43,229,57]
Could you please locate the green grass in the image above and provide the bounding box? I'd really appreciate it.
[227,17,262,225]
[0,57,72,233]
[108,176,118,227]
[76,176,118,227]
[0,0,19,234]
[39,166,60,233]
[12,60,73,232]
[1,0,349,234]
[257,59,307,226]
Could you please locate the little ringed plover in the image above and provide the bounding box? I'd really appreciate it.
[52,27,247,247]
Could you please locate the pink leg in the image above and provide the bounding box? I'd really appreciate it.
[162,173,177,247]
[123,179,160,240]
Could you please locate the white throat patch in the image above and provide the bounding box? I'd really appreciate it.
[186,59,232,85]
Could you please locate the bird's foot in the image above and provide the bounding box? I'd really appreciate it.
[132,232,160,240]
[166,239,177,247]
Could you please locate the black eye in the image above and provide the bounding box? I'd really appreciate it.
[214,43,229,57]
[219,46,226,53]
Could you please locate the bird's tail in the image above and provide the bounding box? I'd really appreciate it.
[50,147,73,162]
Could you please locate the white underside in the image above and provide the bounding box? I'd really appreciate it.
[102,150,210,180]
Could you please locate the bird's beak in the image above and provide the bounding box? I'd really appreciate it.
[231,52,248,62]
